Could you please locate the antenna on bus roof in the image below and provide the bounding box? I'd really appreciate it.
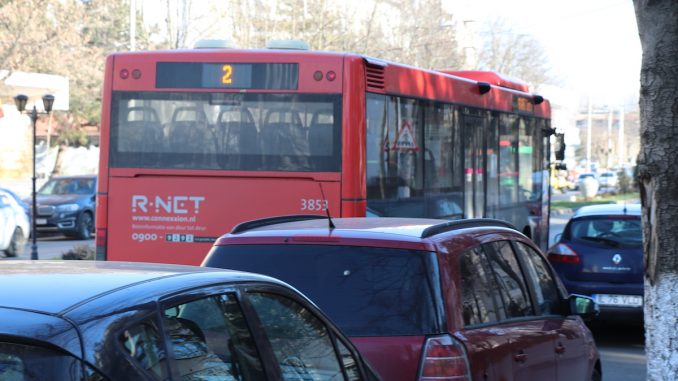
[318,183,336,230]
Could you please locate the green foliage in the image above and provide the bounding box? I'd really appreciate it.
[62,244,95,260]
[551,192,640,211]
[57,125,90,147]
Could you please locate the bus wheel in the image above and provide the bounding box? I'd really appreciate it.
[76,212,94,240]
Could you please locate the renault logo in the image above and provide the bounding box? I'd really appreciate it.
[612,254,622,264]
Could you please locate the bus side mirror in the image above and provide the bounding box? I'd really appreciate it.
[554,133,566,161]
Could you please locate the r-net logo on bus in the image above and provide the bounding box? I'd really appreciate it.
[132,195,205,215]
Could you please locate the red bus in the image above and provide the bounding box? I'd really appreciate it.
[96,42,554,265]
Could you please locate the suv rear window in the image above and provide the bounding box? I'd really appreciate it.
[205,245,440,336]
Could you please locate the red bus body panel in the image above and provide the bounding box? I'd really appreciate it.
[106,172,340,265]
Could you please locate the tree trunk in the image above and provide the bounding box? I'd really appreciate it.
[633,1,678,379]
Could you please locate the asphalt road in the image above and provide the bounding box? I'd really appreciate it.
[2,234,94,260]
[2,220,647,380]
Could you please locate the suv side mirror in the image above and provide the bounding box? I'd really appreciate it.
[568,294,598,320]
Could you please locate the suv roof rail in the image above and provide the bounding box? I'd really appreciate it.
[420,218,517,238]
[231,214,327,234]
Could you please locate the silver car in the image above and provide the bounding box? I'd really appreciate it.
[0,189,29,257]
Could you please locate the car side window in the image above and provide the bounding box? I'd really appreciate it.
[484,241,533,318]
[248,292,348,381]
[120,318,169,380]
[514,241,561,315]
[163,293,265,381]
[0,342,83,381]
[459,247,506,325]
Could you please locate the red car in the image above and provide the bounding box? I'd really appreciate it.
[203,216,601,381]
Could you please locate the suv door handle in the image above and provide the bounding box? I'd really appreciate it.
[513,352,528,363]
[555,343,566,354]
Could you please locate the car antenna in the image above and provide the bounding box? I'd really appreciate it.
[318,183,336,230]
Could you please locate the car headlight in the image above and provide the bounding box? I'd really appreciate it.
[56,204,79,212]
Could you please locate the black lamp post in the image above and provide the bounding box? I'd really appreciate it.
[14,94,55,260]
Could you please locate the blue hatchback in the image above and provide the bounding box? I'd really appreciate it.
[547,204,643,323]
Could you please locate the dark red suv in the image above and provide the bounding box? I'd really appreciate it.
[203,216,601,381]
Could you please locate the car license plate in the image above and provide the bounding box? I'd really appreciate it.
[594,294,643,307]
[36,218,47,225]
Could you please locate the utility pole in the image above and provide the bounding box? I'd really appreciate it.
[607,107,613,169]
[586,96,592,172]
[618,107,625,167]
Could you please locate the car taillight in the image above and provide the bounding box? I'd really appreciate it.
[547,243,580,264]
[418,335,470,381]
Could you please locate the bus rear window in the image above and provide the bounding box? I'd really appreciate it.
[109,92,341,172]
[204,244,440,336]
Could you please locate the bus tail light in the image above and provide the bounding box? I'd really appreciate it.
[120,69,129,79]
[313,71,323,81]
[547,243,580,264]
[326,71,336,81]
[418,335,470,381]
[132,69,142,79]
[95,229,107,261]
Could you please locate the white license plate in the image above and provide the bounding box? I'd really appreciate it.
[36,218,47,225]
[594,294,643,307]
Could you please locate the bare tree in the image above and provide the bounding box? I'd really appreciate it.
[633,1,678,379]
[476,18,552,90]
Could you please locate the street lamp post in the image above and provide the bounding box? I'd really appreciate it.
[13,94,55,260]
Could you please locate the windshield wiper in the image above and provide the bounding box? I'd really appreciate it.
[579,236,620,247]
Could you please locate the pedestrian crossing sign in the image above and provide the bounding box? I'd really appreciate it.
[393,120,418,151]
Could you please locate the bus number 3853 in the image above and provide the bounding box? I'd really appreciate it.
[301,199,329,211]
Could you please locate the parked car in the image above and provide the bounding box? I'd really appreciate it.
[0,189,30,257]
[575,173,598,191]
[0,187,30,222]
[0,261,380,381]
[203,216,601,381]
[547,204,643,323]
[598,171,619,190]
[28,175,97,239]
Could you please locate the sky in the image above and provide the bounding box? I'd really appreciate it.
[449,0,641,108]
[141,0,641,109]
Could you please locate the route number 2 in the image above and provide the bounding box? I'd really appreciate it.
[301,199,328,211]
[222,65,233,84]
